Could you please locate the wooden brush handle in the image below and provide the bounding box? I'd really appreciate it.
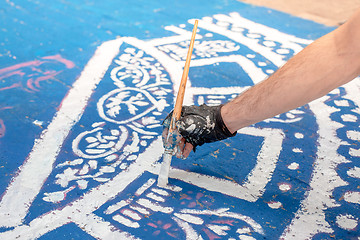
[169,20,198,132]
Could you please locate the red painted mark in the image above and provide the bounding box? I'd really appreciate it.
[152,230,160,236]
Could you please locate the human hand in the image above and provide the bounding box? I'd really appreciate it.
[162,104,236,159]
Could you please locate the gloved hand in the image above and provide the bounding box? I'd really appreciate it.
[162,104,236,158]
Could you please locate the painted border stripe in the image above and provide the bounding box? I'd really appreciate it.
[0,39,123,228]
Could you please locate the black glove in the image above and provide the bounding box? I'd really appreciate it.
[163,104,236,151]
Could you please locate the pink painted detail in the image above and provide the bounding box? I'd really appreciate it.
[187,201,197,208]
[152,230,161,236]
[0,119,5,138]
[166,231,177,238]
[211,219,235,226]
[0,54,75,93]
[162,223,172,230]
[42,54,76,69]
[196,192,204,200]
[203,228,221,240]
[147,222,158,228]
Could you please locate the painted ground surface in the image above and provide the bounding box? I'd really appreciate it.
[0,0,359,239]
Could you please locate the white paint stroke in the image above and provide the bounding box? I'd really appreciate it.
[0,137,164,239]
[104,200,130,215]
[135,178,156,196]
[122,37,192,106]
[173,213,204,225]
[74,213,139,240]
[149,127,284,202]
[113,214,140,228]
[146,192,165,202]
[281,96,350,239]
[172,216,203,240]
[196,17,285,67]
[180,208,264,235]
[0,38,123,228]
[136,198,173,214]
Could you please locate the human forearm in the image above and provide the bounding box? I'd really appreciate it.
[221,10,360,133]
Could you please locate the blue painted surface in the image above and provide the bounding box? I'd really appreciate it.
[1,0,359,239]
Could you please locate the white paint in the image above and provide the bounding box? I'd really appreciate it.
[336,214,358,230]
[288,162,299,170]
[173,213,204,225]
[151,188,170,196]
[88,160,97,169]
[122,209,142,221]
[42,186,75,203]
[129,205,150,215]
[347,166,360,178]
[134,178,156,196]
[180,208,264,235]
[347,130,360,141]
[236,227,251,234]
[281,95,351,239]
[239,235,256,240]
[267,201,282,209]
[0,39,123,228]
[113,214,140,228]
[207,224,230,235]
[56,158,83,168]
[33,120,43,127]
[292,148,303,153]
[77,179,88,189]
[172,216,203,240]
[294,132,304,139]
[343,191,360,204]
[276,48,290,54]
[72,126,128,159]
[341,114,357,122]
[157,153,173,187]
[136,198,173,214]
[149,127,284,202]
[349,148,360,157]
[278,183,292,192]
[74,213,138,240]
[334,100,350,107]
[146,192,165,202]
[105,200,130,214]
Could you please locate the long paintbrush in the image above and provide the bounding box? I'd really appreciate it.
[157,20,198,187]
